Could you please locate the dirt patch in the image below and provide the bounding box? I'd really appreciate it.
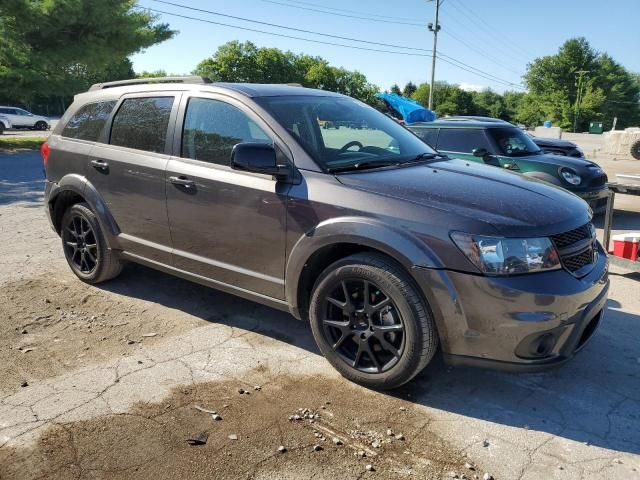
[0,372,480,480]
[0,268,249,393]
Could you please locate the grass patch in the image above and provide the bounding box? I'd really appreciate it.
[0,137,47,151]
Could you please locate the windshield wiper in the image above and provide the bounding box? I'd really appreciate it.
[406,152,448,162]
[327,160,401,173]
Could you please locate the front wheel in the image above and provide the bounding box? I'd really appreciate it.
[309,253,438,390]
[34,121,48,130]
[61,203,123,284]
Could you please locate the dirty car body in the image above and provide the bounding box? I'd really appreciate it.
[43,79,609,389]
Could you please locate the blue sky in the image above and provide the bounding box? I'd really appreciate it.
[132,0,640,93]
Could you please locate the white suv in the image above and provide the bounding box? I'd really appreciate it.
[0,106,49,130]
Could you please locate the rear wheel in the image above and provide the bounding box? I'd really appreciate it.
[61,203,122,284]
[630,139,640,160]
[309,253,438,390]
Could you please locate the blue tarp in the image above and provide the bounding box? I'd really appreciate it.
[375,92,436,124]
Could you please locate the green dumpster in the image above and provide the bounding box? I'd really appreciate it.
[589,121,604,134]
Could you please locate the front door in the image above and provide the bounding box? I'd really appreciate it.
[86,93,179,264]
[165,94,289,299]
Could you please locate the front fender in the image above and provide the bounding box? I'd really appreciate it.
[47,174,121,248]
[285,216,444,317]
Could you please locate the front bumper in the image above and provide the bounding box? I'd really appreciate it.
[414,242,609,372]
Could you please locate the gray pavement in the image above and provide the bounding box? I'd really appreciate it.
[0,151,639,479]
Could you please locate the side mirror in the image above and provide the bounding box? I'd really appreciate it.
[231,143,288,178]
[472,147,489,158]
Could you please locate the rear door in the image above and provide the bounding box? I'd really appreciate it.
[436,128,500,166]
[86,93,180,264]
[165,93,289,299]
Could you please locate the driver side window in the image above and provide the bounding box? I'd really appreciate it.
[182,97,272,166]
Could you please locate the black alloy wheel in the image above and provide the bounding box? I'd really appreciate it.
[62,213,99,274]
[59,202,123,283]
[321,278,405,373]
[309,253,439,390]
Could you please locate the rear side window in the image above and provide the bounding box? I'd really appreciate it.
[412,128,438,148]
[437,128,491,153]
[110,97,174,153]
[61,101,116,141]
[182,97,271,166]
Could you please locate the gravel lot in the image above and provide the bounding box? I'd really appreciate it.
[0,149,639,479]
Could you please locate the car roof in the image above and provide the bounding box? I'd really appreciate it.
[408,117,516,129]
[78,77,345,103]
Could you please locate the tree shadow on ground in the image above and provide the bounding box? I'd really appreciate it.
[0,151,44,206]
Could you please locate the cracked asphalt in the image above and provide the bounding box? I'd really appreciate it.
[0,150,639,479]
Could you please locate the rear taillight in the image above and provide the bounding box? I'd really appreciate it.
[41,142,50,168]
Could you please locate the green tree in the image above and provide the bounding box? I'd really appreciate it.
[389,84,402,95]
[412,82,473,117]
[0,0,175,112]
[194,41,380,105]
[523,37,639,130]
[402,82,417,97]
[501,91,526,123]
[470,89,505,118]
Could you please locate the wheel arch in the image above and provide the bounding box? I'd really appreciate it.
[48,174,120,248]
[285,217,444,321]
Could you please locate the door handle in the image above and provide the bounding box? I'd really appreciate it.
[169,175,196,188]
[90,159,108,170]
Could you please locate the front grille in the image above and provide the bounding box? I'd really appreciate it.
[551,223,596,275]
[562,248,594,272]
[551,224,591,249]
[588,174,607,188]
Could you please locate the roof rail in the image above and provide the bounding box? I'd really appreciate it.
[88,76,212,91]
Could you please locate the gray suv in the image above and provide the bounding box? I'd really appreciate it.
[43,77,609,389]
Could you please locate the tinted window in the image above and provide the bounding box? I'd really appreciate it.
[412,128,438,148]
[0,108,11,114]
[256,96,435,170]
[488,127,541,157]
[62,101,116,141]
[437,128,491,153]
[182,97,272,166]
[110,97,174,153]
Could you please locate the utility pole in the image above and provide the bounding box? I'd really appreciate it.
[427,0,442,111]
[573,70,589,133]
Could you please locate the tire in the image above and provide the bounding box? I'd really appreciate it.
[60,202,123,284]
[309,252,438,390]
[631,139,640,160]
[34,121,48,131]
[0,124,4,135]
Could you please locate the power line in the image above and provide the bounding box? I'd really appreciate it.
[140,7,433,57]
[445,0,529,64]
[149,0,431,52]
[261,0,425,26]
[259,0,423,23]
[450,0,534,58]
[441,30,523,76]
[140,3,526,90]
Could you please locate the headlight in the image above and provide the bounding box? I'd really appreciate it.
[451,233,561,275]
[575,147,584,157]
[560,167,581,185]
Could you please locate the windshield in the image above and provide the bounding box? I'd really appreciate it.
[256,95,437,171]
[488,127,541,157]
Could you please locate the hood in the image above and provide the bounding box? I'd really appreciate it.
[336,158,591,237]
[531,136,577,148]
[512,152,599,172]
